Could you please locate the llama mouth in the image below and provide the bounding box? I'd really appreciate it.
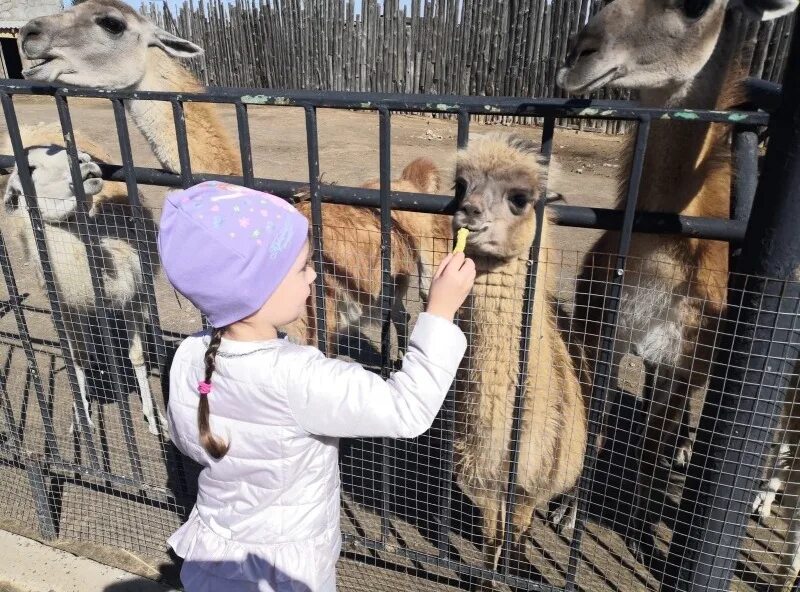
[569,67,621,94]
[22,56,55,78]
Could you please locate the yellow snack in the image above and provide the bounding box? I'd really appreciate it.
[453,227,469,254]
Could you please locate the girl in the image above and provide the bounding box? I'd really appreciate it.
[158,180,475,591]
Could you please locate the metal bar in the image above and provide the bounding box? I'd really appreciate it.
[304,106,329,354]
[0,92,89,468]
[435,111,471,558]
[549,204,746,242]
[0,444,183,508]
[0,79,768,124]
[565,116,652,590]
[742,76,782,113]
[110,98,169,375]
[54,94,144,483]
[729,125,759,264]
[662,24,800,592]
[0,348,20,452]
[377,108,395,543]
[25,456,56,539]
[501,116,556,573]
[0,154,749,241]
[171,100,193,188]
[457,110,470,148]
[235,102,255,187]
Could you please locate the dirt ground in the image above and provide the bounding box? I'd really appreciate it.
[0,96,629,590]
[4,94,622,211]
[1,95,622,311]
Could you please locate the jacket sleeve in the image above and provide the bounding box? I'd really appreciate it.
[284,313,467,438]
[168,404,210,467]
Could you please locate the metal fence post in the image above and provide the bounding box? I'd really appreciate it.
[663,23,800,592]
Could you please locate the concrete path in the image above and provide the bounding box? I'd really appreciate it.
[0,531,178,592]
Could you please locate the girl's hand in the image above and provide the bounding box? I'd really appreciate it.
[425,252,476,322]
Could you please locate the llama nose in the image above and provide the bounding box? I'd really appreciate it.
[19,20,46,55]
[462,201,482,218]
[20,20,42,41]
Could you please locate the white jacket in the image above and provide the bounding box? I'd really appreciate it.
[167,312,467,592]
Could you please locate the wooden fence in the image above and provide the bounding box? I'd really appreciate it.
[143,0,795,132]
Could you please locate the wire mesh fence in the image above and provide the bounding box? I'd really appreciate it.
[0,73,799,592]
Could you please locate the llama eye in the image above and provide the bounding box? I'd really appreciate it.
[453,178,468,201]
[96,16,126,35]
[508,192,530,211]
[682,0,712,18]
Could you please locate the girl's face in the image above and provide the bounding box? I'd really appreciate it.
[261,241,317,328]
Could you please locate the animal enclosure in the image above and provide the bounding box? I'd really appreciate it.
[0,37,799,592]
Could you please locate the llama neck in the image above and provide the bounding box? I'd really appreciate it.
[127,49,242,176]
[626,20,741,217]
[465,250,553,376]
[455,247,559,475]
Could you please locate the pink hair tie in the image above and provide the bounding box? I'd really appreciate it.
[198,381,213,396]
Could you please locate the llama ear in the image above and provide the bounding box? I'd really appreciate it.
[150,27,204,58]
[730,0,798,20]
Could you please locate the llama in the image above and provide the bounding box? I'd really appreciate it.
[556,0,798,554]
[1,123,166,436]
[361,157,452,300]
[452,132,587,573]
[19,0,448,352]
[289,158,442,353]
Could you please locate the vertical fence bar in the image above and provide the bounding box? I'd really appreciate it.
[54,94,144,484]
[235,102,255,188]
[171,100,193,188]
[25,456,56,539]
[378,107,395,543]
[0,357,19,452]
[499,116,556,576]
[565,116,651,590]
[457,109,470,149]
[436,110,471,559]
[110,98,168,375]
[729,125,759,266]
[0,92,97,470]
[663,25,800,592]
[304,106,329,355]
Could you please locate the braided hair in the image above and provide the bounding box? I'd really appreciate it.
[198,326,230,459]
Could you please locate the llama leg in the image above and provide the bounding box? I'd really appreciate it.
[672,403,694,468]
[753,440,787,519]
[508,493,536,575]
[128,324,164,437]
[476,491,506,576]
[549,490,578,533]
[70,363,92,434]
[66,337,93,436]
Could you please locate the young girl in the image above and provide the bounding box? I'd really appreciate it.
[158,180,475,592]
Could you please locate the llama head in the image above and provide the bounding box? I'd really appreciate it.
[3,146,104,222]
[452,133,542,261]
[19,0,203,89]
[556,0,798,95]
